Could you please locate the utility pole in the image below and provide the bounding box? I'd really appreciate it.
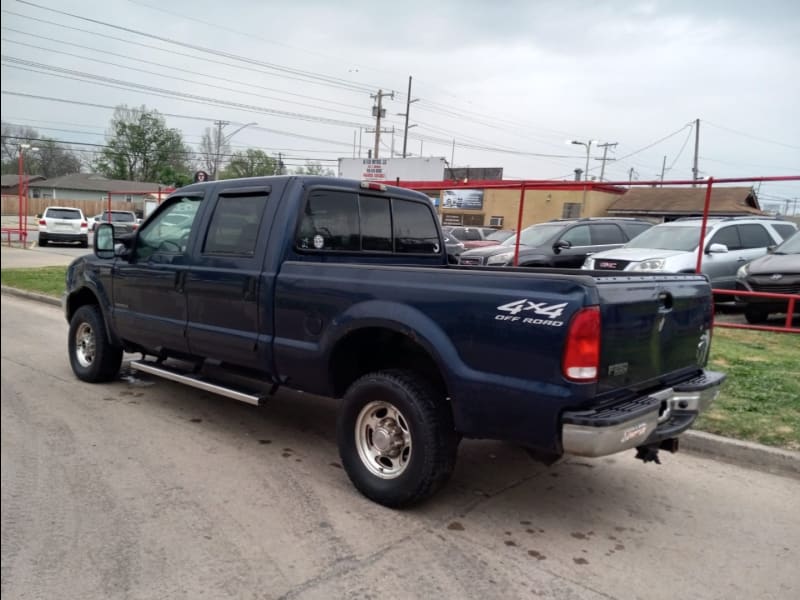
[628,167,637,187]
[594,142,617,181]
[660,155,667,186]
[213,119,228,180]
[399,76,419,158]
[692,118,700,187]
[371,89,394,158]
[451,139,455,167]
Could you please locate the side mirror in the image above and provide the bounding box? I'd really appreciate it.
[553,240,571,253]
[94,223,115,259]
[706,243,728,254]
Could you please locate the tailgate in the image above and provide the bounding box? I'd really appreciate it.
[594,275,713,394]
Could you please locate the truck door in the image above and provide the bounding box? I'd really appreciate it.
[112,195,203,355]
[184,186,274,372]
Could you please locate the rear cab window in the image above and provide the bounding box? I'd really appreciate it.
[295,187,442,257]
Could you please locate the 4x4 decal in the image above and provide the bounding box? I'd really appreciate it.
[495,299,568,326]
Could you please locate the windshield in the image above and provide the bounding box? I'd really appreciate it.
[625,225,703,251]
[487,230,513,242]
[501,223,564,248]
[775,231,800,254]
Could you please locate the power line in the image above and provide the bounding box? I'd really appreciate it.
[703,120,800,151]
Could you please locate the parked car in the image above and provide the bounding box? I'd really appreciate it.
[38,206,88,247]
[462,229,515,249]
[583,216,797,290]
[63,176,723,507]
[735,230,800,323]
[90,210,139,235]
[459,218,653,267]
[443,226,498,243]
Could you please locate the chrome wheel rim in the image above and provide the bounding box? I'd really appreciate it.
[354,400,412,479]
[74,322,95,368]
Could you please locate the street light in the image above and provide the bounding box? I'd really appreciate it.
[18,143,39,240]
[567,139,596,211]
[213,121,258,180]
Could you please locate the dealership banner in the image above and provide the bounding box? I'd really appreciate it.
[442,189,484,210]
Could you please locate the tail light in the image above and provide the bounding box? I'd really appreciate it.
[81,221,88,228]
[39,219,46,225]
[562,306,600,382]
[132,223,139,230]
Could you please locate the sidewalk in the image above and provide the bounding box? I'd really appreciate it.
[1,245,76,268]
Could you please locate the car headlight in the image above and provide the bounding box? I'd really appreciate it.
[632,258,666,271]
[582,257,594,269]
[486,251,514,265]
[736,264,749,280]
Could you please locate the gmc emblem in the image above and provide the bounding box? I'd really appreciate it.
[598,261,617,269]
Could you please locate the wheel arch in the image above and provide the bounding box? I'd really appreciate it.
[66,287,120,347]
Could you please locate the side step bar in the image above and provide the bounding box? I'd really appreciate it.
[129,360,266,406]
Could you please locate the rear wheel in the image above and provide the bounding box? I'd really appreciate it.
[337,370,459,508]
[38,237,47,247]
[68,305,123,382]
[744,306,769,324]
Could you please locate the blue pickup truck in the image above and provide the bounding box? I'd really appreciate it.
[63,176,725,507]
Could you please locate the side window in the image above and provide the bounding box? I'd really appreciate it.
[590,223,626,245]
[709,225,741,250]
[773,223,797,241]
[738,224,773,249]
[203,194,268,256]
[359,195,392,252]
[297,190,359,251]
[560,224,591,246]
[393,199,440,254]
[136,197,201,260]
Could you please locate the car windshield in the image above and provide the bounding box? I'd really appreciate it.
[774,231,800,254]
[501,223,564,248]
[624,225,703,251]
[486,230,513,242]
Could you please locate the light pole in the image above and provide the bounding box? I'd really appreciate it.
[214,121,258,179]
[18,143,38,240]
[567,139,595,211]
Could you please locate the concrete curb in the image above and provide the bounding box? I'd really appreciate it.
[1,285,61,307]
[682,430,799,478]
[3,283,799,479]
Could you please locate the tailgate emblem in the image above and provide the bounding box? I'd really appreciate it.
[771,274,783,280]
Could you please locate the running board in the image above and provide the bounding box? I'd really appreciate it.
[129,360,266,406]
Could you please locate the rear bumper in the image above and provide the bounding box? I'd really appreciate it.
[561,370,726,457]
[40,232,88,243]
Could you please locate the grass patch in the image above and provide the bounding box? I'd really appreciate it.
[696,327,800,450]
[1,266,67,297]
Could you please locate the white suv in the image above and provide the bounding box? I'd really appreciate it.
[582,217,797,290]
[38,206,89,247]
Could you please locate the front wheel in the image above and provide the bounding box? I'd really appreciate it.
[68,305,123,382]
[337,370,459,508]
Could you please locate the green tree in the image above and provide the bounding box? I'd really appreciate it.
[219,148,279,179]
[294,160,335,176]
[95,105,191,184]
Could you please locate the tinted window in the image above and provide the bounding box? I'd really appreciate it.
[590,223,626,245]
[393,199,440,254]
[109,212,135,222]
[45,208,82,220]
[359,195,392,251]
[620,221,652,239]
[137,197,201,260]
[297,190,359,251]
[561,224,591,246]
[772,223,796,242]
[709,225,741,250]
[204,194,268,256]
[737,224,773,249]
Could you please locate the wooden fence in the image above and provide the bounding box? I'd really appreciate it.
[1,195,150,218]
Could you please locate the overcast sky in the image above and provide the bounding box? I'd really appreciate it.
[1,0,798,210]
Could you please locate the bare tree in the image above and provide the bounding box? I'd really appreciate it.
[198,125,231,179]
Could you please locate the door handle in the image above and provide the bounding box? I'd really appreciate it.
[243,277,257,301]
[174,270,186,292]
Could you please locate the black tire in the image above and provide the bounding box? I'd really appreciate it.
[68,305,123,382]
[38,237,48,247]
[337,369,459,508]
[744,306,769,324]
[80,238,89,248]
